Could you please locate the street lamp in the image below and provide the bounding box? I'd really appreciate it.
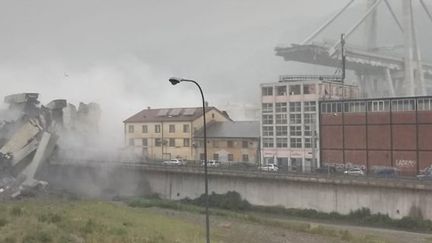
[169,77,210,243]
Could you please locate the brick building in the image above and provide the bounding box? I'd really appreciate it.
[320,96,432,176]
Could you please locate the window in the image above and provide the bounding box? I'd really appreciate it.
[197,140,204,148]
[335,86,344,96]
[262,87,273,96]
[276,86,287,96]
[275,102,287,113]
[304,125,312,136]
[183,124,190,133]
[169,124,175,133]
[304,84,315,94]
[129,138,134,146]
[305,138,312,148]
[262,115,273,124]
[290,138,302,148]
[169,138,175,147]
[183,138,190,147]
[213,140,219,148]
[128,125,134,133]
[275,114,287,124]
[142,138,148,146]
[344,102,365,113]
[155,125,161,133]
[262,103,273,113]
[322,102,343,113]
[289,114,301,124]
[242,154,249,162]
[418,98,432,111]
[242,141,248,148]
[263,126,273,136]
[155,138,162,147]
[227,140,234,148]
[367,100,390,112]
[276,126,288,136]
[200,153,205,160]
[321,103,327,113]
[289,85,301,95]
[213,153,219,160]
[263,138,274,148]
[276,138,288,148]
[228,154,234,161]
[391,99,415,112]
[289,102,301,112]
[304,101,316,112]
[304,114,316,124]
[290,126,301,136]
[142,125,148,133]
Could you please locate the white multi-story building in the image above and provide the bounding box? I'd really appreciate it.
[260,75,359,172]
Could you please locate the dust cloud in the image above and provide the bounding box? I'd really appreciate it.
[0,56,205,149]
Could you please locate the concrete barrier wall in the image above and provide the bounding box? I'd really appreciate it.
[41,164,432,219]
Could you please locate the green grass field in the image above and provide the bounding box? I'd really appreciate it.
[0,200,207,243]
[0,199,428,243]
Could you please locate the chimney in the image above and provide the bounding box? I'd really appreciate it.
[205,101,209,107]
[147,106,151,110]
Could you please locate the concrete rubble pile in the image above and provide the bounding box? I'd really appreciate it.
[0,93,100,199]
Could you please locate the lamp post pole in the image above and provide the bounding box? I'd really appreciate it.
[169,77,210,243]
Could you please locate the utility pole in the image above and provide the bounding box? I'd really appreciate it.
[403,0,415,96]
[341,33,346,83]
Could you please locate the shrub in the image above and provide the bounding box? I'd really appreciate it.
[349,207,371,219]
[81,219,96,234]
[2,237,16,243]
[22,231,52,243]
[185,191,251,211]
[10,206,22,217]
[309,225,338,237]
[0,218,8,227]
[38,213,62,224]
[340,230,353,241]
[394,216,432,231]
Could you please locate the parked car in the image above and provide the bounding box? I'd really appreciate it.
[258,164,279,172]
[374,168,399,178]
[315,165,337,174]
[343,168,364,176]
[417,173,432,180]
[201,160,221,167]
[162,159,185,166]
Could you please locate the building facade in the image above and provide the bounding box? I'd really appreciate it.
[194,121,260,163]
[260,75,359,172]
[123,107,231,161]
[320,96,432,176]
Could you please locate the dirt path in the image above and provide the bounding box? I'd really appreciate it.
[148,207,432,243]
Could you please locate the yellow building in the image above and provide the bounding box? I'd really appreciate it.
[193,121,260,164]
[123,106,231,161]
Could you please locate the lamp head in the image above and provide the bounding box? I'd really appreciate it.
[169,77,182,85]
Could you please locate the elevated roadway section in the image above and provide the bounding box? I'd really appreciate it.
[42,161,432,220]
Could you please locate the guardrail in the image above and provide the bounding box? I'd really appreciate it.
[279,75,343,82]
[50,160,431,185]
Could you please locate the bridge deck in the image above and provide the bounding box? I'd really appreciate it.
[275,44,432,79]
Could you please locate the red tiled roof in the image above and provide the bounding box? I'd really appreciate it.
[123,106,230,123]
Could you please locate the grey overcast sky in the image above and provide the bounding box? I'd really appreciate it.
[0,0,356,142]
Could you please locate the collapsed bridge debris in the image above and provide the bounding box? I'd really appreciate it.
[0,93,100,199]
